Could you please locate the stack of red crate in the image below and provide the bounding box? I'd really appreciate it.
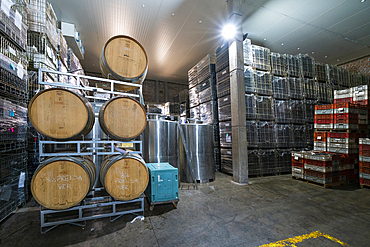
[303,152,342,184]
[359,138,370,187]
[314,104,333,130]
[327,132,365,154]
[333,103,359,130]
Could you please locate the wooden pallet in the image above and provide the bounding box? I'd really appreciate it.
[360,183,370,189]
[292,176,346,188]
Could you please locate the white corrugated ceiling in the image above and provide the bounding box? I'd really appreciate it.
[48,0,370,83]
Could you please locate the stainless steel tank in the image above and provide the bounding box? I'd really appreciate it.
[179,122,215,183]
[86,102,107,188]
[143,114,178,168]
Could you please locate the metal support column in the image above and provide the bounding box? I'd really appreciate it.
[227,0,248,184]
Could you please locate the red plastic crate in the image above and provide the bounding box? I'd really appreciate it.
[354,99,370,106]
[315,104,333,110]
[334,113,359,120]
[315,119,334,124]
[360,178,370,185]
[359,167,370,174]
[360,161,370,168]
[292,162,304,168]
[334,98,353,104]
[359,124,369,129]
[334,102,358,109]
[315,114,333,120]
[316,160,334,167]
[360,150,370,157]
[360,144,370,151]
[347,174,357,181]
[334,118,358,124]
[328,133,362,138]
[304,170,333,178]
[314,132,327,142]
[305,159,318,166]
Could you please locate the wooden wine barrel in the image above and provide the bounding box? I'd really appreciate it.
[100,35,148,91]
[31,156,96,210]
[100,154,149,201]
[99,96,147,140]
[28,88,94,140]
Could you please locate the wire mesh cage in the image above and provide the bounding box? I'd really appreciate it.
[350,72,362,87]
[220,148,232,174]
[253,70,272,96]
[216,42,229,73]
[243,38,253,66]
[246,120,258,148]
[197,54,215,83]
[251,45,271,71]
[188,64,198,88]
[28,0,59,50]
[259,149,276,175]
[305,99,317,123]
[248,149,260,176]
[256,95,274,121]
[0,97,27,142]
[0,152,27,223]
[189,85,199,108]
[315,62,328,82]
[286,54,300,78]
[216,67,230,98]
[327,64,339,87]
[219,121,232,148]
[290,99,305,124]
[274,99,291,123]
[317,82,333,103]
[257,121,276,148]
[245,93,257,120]
[288,77,303,99]
[199,101,217,125]
[291,124,306,148]
[189,106,200,120]
[244,66,256,93]
[272,76,289,100]
[27,31,57,70]
[275,149,292,174]
[275,123,291,148]
[218,94,231,121]
[303,78,317,99]
[298,54,315,78]
[338,67,350,88]
[270,52,286,77]
[306,123,314,147]
[0,0,28,49]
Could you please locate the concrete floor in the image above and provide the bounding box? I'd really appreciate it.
[1,172,370,247]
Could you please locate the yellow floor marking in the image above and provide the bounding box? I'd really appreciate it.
[259,231,350,247]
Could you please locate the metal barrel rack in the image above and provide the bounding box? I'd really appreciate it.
[34,68,145,233]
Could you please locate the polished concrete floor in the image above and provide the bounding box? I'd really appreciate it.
[1,172,370,247]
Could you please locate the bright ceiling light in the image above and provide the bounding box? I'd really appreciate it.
[222,24,236,39]
[361,0,366,3]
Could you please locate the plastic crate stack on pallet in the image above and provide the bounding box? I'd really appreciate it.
[359,138,370,188]
[0,0,28,222]
[292,151,354,187]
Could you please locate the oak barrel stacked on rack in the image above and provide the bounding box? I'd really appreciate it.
[31,156,96,210]
[28,88,95,140]
[100,35,148,91]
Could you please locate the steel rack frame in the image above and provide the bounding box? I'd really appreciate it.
[40,192,144,234]
[35,68,145,233]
